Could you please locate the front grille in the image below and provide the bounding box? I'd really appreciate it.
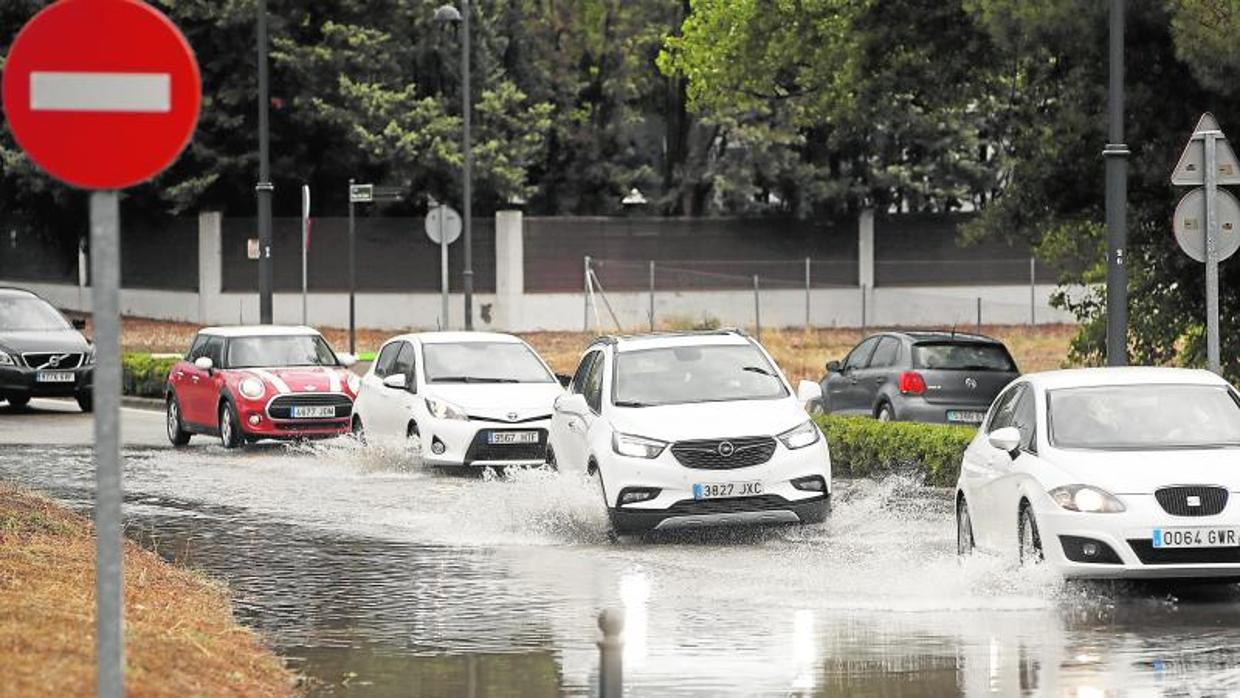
[1155,486,1229,517]
[267,393,353,420]
[467,413,552,424]
[275,420,348,431]
[463,429,547,464]
[1128,540,1240,565]
[663,493,821,516]
[670,436,777,470]
[21,352,83,369]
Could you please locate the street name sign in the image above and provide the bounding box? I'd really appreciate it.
[349,183,374,203]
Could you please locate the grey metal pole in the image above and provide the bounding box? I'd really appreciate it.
[256,0,274,325]
[976,297,982,335]
[440,209,450,329]
[1029,256,1036,326]
[348,179,356,354]
[860,284,867,333]
[1206,132,1222,373]
[804,257,811,330]
[753,274,761,341]
[648,260,655,331]
[597,609,625,698]
[90,191,124,698]
[461,0,474,331]
[301,185,309,326]
[583,255,591,332]
[1103,0,1129,365]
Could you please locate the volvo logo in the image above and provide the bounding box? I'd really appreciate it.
[38,353,70,370]
[507,412,520,422]
[964,377,978,390]
[717,441,735,457]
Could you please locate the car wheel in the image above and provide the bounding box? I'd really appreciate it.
[807,398,825,417]
[76,393,93,413]
[351,415,366,444]
[407,420,420,438]
[166,396,191,446]
[1018,503,1043,566]
[6,395,30,409]
[545,446,558,471]
[219,402,243,449]
[956,497,975,556]
[876,402,894,422]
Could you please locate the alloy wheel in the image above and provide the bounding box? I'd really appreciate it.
[957,499,975,556]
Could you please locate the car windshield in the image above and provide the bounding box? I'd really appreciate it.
[423,342,554,383]
[914,342,1016,371]
[227,335,338,368]
[0,296,71,331]
[1048,384,1240,450]
[613,344,788,407]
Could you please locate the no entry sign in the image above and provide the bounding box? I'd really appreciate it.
[2,0,201,190]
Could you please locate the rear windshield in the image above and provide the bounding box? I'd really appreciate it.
[913,342,1016,372]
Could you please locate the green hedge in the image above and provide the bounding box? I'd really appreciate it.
[122,353,180,399]
[813,414,976,487]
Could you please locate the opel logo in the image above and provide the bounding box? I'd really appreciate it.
[507,412,519,422]
[717,441,735,457]
[964,377,978,390]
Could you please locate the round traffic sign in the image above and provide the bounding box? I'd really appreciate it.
[2,0,201,190]
[425,205,462,245]
[1173,187,1240,263]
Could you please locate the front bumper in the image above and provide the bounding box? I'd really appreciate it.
[419,417,550,467]
[1038,495,1240,580]
[234,397,353,439]
[0,365,93,399]
[600,436,831,533]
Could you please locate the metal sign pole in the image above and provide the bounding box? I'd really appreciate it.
[648,260,655,331]
[348,178,356,354]
[440,209,449,329]
[301,184,309,326]
[90,190,124,698]
[1206,132,1221,373]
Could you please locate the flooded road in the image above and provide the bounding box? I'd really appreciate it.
[3,431,1240,696]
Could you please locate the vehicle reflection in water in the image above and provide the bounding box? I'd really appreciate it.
[1,443,1239,696]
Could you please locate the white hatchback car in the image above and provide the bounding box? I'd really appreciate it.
[548,330,830,535]
[957,367,1240,580]
[351,332,565,467]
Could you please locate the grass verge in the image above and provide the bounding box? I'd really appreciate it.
[0,484,297,697]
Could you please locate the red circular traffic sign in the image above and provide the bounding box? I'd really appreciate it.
[2,0,201,190]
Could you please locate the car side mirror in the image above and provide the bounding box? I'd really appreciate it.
[555,392,589,416]
[555,373,572,388]
[987,426,1021,457]
[193,356,214,372]
[382,373,408,390]
[826,360,842,373]
[797,380,823,404]
[71,318,87,331]
[337,352,358,368]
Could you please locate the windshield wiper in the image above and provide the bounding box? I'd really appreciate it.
[432,376,519,383]
[742,365,777,378]
[613,400,652,408]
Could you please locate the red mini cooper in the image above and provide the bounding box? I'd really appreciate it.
[165,325,359,448]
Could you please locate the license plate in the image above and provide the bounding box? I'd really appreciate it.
[291,405,336,418]
[947,410,985,424]
[1152,527,1240,548]
[488,431,539,445]
[36,371,75,383]
[693,481,764,500]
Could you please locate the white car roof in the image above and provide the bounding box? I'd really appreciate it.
[612,331,752,352]
[198,325,322,338]
[1024,366,1230,392]
[383,331,526,345]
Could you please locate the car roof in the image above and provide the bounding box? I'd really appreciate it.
[382,331,527,345]
[886,330,1000,344]
[198,325,322,338]
[0,287,38,298]
[599,329,753,352]
[1023,366,1230,391]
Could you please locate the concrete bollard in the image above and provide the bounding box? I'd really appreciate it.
[597,608,625,697]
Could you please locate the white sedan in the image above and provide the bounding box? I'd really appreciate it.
[351,332,565,467]
[957,366,1240,580]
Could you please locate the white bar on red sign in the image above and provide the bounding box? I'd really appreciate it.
[30,71,171,113]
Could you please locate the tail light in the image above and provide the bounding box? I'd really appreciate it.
[898,371,926,395]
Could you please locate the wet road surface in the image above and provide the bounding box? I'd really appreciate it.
[3,406,1240,696]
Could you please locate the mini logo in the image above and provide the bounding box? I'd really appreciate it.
[303,385,317,391]
[507,412,519,422]
[717,441,735,457]
[1187,495,1202,507]
[964,377,978,390]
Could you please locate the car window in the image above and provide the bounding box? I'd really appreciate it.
[583,352,605,413]
[987,384,1023,432]
[570,351,599,395]
[845,337,880,371]
[186,334,208,361]
[203,336,225,367]
[1011,388,1037,452]
[869,337,900,368]
[391,343,416,380]
[373,342,402,378]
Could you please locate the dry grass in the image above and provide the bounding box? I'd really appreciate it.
[97,313,1076,386]
[0,484,297,698]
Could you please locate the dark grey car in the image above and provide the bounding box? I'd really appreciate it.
[0,287,94,411]
[815,331,1019,425]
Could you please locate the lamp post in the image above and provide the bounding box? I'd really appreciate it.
[256,0,274,324]
[1103,0,1129,365]
[435,1,474,331]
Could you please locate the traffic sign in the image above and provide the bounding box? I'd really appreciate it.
[247,238,261,260]
[349,183,374,203]
[1173,187,1240,263]
[1171,113,1240,186]
[1,0,201,189]
[426,204,463,244]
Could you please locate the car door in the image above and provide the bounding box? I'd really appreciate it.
[825,337,879,415]
[857,335,900,414]
[551,350,600,472]
[183,334,224,427]
[376,341,416,437]
[199,335,228,427]
[963,383,1024,549]
[358,340,402,434]
[171,334,208,424]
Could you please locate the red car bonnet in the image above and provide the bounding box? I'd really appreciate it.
[235,366,352,396]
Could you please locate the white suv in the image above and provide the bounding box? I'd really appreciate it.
[547,330,830,534]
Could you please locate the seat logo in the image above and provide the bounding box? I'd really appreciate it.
[507,412,519,422]
[964,377,978,390]
[1187,495,1202,507]
[717,441,735,457]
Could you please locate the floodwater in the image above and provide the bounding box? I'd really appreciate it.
[3,439,1240,697]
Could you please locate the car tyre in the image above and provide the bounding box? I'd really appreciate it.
[1018,503,1043,566]
[807,398,825,417]
[76,392,93,413]
[545,446,558,471]
[219,401,243,449]
[876,402,894,422]
[956,496,975,556]
[166,395,191,446]
[6,395,30,409]
[351,415,366,444]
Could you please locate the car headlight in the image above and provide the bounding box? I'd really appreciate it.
[1048,485,1126,513]
[346,373,361,394]
[612,432,668,459]
[425,396,468,421]
[239,377,266,400]
[778,420,821,450]
[0,351,14,367]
